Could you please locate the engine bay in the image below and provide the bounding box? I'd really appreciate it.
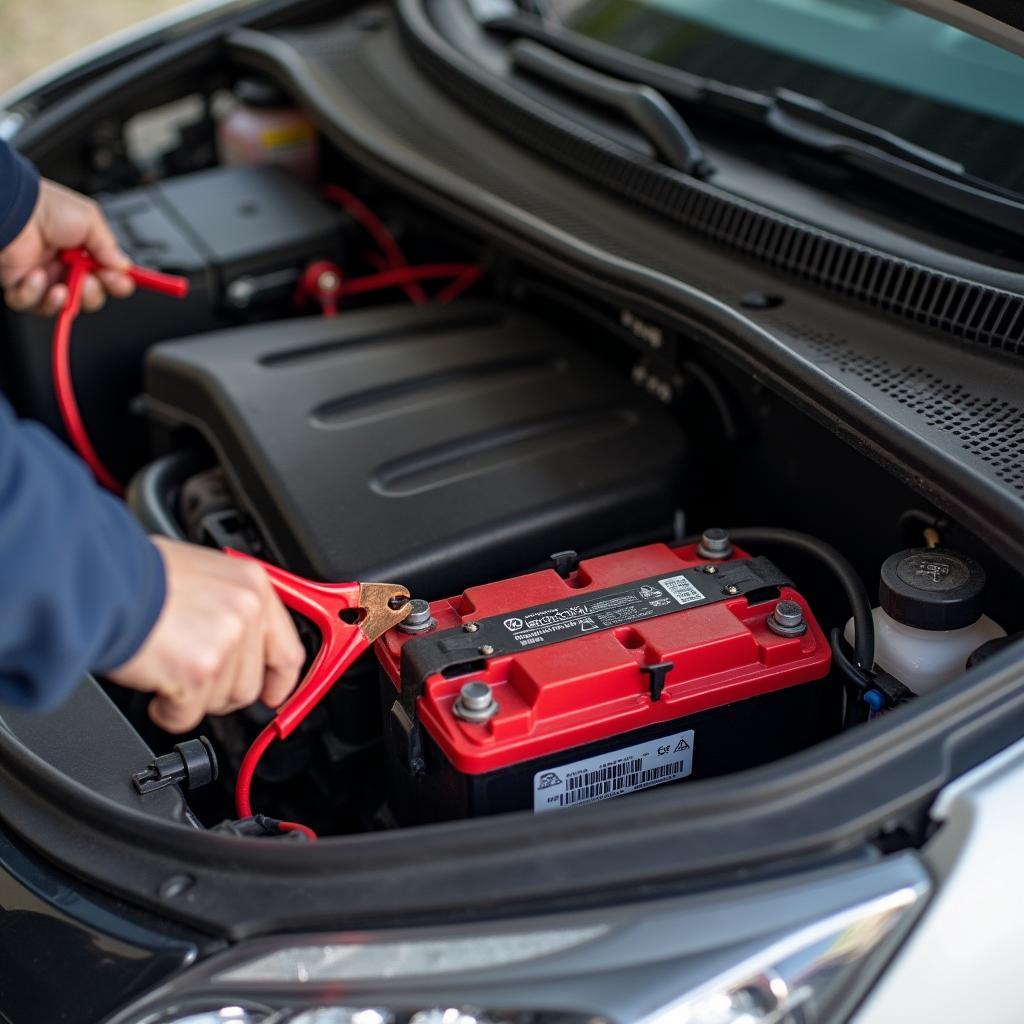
[3,70,1021,842]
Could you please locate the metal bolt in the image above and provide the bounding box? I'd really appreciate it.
[722,584,740,596]
[479,644,496,656]
[317,269,341,292]
[702,564,719,575]
[397,598,435,635]
[460,682,493,710]
[697,527,733,561]
[768,599,807,638]
[225,277,256,309]
[452,681,499,723]
[463,622,480,633]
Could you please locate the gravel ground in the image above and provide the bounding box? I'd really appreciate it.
[0,0,186,94]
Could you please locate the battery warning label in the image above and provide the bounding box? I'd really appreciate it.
[502,578,694,650]
[534,730,695,813]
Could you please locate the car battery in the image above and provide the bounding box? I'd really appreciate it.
[376,540,838,823]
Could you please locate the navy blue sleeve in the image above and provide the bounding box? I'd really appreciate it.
[0,394,166,711]
[0,141,40,248]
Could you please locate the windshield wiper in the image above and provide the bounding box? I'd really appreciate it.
[510,39,715,178]
[485,12,1024,238]
[768,88,963,177]
[764,88,1024,237]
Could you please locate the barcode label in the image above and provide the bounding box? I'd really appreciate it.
[534,730,695,813]
[658,574,705,606]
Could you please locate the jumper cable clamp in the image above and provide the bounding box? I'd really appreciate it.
[226,551,411,836]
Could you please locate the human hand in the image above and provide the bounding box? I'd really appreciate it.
[107,538,307,733]
[0,179,135,315]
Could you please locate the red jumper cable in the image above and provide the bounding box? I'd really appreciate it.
[54,248,188,494]
[225,551,411,839]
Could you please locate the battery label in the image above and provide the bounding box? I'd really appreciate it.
[533,730,695,813]
[501,575,686,650]
[658,574,706,605]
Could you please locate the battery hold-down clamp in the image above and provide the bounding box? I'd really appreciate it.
[225,551,411,839]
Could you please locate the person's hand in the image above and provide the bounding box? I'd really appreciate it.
[107,538,306,733]
[0,179,135,315]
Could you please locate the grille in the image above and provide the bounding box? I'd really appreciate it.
[797,326,1024,493]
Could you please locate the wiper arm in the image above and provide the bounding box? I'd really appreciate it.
[509,39,715,178]
[769,88,1024,236]
[769,89,963,177]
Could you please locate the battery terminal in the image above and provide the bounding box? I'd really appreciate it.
[452,681,500,722]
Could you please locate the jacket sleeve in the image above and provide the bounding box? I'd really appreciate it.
[0,394,166,710]
[0,141,40,248]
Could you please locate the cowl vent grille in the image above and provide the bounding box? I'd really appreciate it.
[796,326,1024,493]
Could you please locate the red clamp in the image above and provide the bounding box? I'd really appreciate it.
[225,551,410,821]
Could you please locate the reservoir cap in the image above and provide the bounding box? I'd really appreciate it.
[880,547,986,631]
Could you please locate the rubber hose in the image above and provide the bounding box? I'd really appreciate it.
[727,527,875,671]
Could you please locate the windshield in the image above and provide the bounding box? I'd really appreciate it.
[549,0,1024,193]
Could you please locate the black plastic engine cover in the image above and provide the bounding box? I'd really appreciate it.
[144,303,685,596]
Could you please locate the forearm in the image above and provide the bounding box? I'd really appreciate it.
[0,396,165,710]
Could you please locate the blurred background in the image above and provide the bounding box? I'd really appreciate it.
[0,0,186,93]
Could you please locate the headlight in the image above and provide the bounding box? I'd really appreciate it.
[118,857,928,1024]
[144,1009,273,1024]
[638,886,921,1024]
[145,1009,600,1024]
[215,926,609,983]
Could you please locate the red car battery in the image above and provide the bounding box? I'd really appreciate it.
[376,541,838,823]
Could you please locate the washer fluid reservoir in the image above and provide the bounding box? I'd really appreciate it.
[846,547,1004,695]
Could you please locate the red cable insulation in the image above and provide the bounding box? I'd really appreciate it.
[235,722,276,820]
[52,251,189,494]
[278,821,318,841]
[52,260,125,494]
[236,726,318,840]
[436,265,484,304]
[298,263,483,316]
[322,184,429,304]
[340,263,483,298]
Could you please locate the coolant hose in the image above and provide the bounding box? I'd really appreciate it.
[727,527,875,672]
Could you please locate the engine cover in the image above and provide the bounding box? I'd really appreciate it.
[377,541,837,822]
[145,303,685,596]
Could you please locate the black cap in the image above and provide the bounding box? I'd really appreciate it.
[879,548,986,631]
